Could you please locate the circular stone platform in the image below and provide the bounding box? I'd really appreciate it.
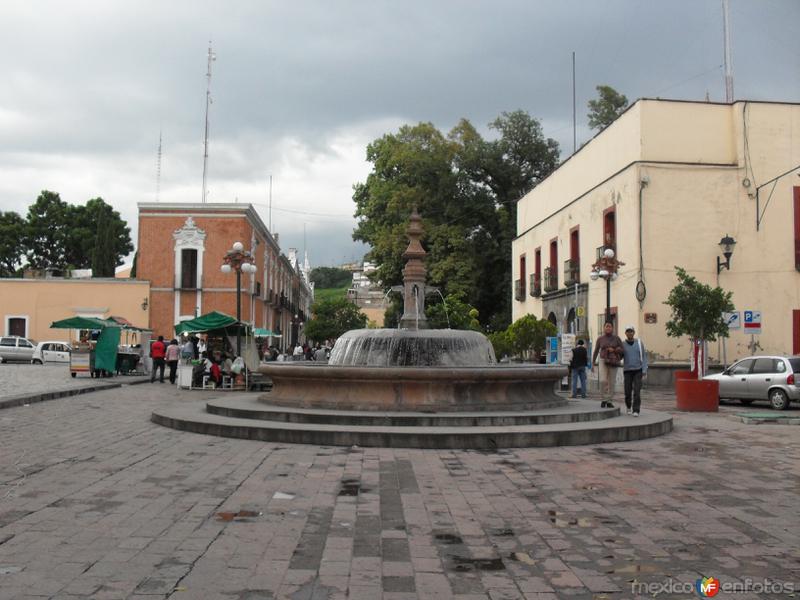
[151,395,673,449]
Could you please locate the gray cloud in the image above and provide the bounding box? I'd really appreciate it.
[1,0,797,268]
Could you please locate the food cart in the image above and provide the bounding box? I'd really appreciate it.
[50,316,150,378]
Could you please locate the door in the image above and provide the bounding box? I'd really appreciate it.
[794,310,800,355]
[724,358,755,398]
[17,338,34,361]
[8,318,25,337]
[748,357,783,400]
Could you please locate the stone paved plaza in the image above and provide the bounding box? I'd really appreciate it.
[0,380,798,599]
[0,364,126,400]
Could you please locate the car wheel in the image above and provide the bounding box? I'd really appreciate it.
[32,359,42,365]
[71,372,77,378]
[739,399,754,406]
[769,389,790,410]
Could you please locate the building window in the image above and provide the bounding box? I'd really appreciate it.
[603,208,616,250]
[181,249,198,289]
[794,187,800,271]
[566,228,580,286]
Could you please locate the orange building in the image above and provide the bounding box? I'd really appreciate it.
[136,202,313,348]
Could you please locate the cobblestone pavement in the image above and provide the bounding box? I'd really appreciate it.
[0,383,798,600]
[0,364,143,400]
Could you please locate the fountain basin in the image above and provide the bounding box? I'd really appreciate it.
[329,328,497,367]
[259,363,567,412]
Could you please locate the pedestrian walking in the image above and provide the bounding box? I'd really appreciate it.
[150,336,167,383]
[569,339,589,398]
[165,339,181,384]
[591,322,624,408]
[621,325,648,416]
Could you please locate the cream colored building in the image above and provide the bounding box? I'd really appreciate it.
[0,278,151,343]
[512,99,800,363]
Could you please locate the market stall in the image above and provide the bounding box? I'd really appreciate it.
[174,311,258,389]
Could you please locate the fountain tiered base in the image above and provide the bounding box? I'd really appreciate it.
[151,209,672,447]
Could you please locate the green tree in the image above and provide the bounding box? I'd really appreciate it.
[353,111,559,329]
[487,330,513,360]
[310,266,352,289]
[67,198,133,271]
[426,293,481,330]
[23,192,133,273]
[91,208,115,277]
[664,267,734,377]
[24,190,70,271]
[0,211,26,276]
[587,85,629,131]
[505,314,557,360]
[304,297,368,342]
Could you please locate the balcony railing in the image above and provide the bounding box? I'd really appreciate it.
[543,267,557,293]
[596,244,617,261]
[514,279,525,301]
[564,259,580,286]
[529,273,541,298]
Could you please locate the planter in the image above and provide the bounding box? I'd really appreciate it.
[675,376,719,412]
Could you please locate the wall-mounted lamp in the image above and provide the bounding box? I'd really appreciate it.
[141,297,149,311]
[716,234,736,274]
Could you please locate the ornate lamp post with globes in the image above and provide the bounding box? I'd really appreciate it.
[221,241,257,357]
[590,247,625,327]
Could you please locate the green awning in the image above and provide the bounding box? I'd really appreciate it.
[174,311,242,336]
[50,316,118,330]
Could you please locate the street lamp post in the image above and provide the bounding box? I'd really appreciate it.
[590,247,625,327]
[221,241,257,357]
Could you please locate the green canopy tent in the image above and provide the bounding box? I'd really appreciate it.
[50,316,121,373]
[174,311,259,371]
[174,311,243,336]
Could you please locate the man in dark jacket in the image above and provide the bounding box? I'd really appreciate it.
[570,339,589,398]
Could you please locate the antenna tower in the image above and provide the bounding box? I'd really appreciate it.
[722,0,734,102]
[156,130,162,202]
[201,41,216,203]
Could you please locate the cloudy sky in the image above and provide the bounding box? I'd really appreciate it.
[1,1,797,268]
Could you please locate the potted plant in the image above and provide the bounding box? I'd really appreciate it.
[664,267,734,411]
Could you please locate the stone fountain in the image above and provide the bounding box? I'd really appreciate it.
[151,210,672,448]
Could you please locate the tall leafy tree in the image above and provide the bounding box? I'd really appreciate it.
[24,190,70,271]
[304,297,368,342]
[0,211,26,276]
[92,208,116,277]
[353,111,559,329]
[587,85,629,131]
[67,198,133,271]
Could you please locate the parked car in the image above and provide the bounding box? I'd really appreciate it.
[31,341,72,364]
[703,355,800,410]
[0,336,36,363]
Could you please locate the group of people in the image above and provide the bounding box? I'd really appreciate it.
[569,322,648,416]
[261,343,330,363]
[149,334,233,387]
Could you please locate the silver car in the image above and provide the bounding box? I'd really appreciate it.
[704,355,800,410]
[0,336,36,363]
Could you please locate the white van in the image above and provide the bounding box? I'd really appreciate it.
[31,341,72,364]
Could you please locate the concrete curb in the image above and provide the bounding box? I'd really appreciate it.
[0,376,151,410]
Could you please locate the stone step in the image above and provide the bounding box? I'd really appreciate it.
[151,401,673,449]
[205,397,619,426]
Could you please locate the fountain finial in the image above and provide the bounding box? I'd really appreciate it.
[399,207,429,330]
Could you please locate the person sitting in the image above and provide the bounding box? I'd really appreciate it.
[208,360,222,388]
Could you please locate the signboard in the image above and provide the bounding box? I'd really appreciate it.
[576,306,585,318]
[560,333,576,365]
[743,310,761,335]
[545,336,558,364]
[723,311,740,329]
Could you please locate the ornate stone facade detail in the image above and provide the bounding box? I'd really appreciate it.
[172,217,207,249]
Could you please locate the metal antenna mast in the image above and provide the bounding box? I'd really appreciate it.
[201,41,216,203]
[722,0,734,102]
[156,130,162,202]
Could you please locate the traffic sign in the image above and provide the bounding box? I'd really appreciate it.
[723,311,740,329]
[743,310,761,334]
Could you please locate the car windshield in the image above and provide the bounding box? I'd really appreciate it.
[789,358,800,373]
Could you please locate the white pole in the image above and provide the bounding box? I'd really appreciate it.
[201,42,216,203]
[722,0,734,102]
